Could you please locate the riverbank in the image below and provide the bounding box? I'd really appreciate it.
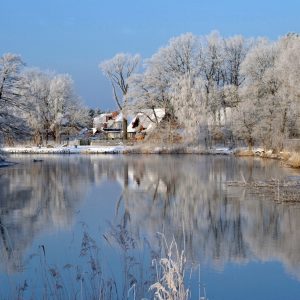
[234,148,300,168]
[2,144,233,155]
[2,145,299,168]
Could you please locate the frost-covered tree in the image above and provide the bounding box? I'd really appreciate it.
[101,32,300,148]
[171,75,208,143]
[231,87,260,150]
[149,33,201,79]
[24,70,88,145]
[274,34,300,139]
[126,32,252,143]
[0,53,29,143]
[126,74,161,124]
[127,33,204,139]
[222,35,252,109]
[199,32,224,116]
[237,36,299,150]
[223,35,250,88]
[146,33,201,105]
[100,53,140,139]
[49,74,77,143]
[232,39,278,149]
[23,69,54,144]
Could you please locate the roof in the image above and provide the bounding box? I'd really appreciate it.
[93,108,165,134]
[127,108,165,133]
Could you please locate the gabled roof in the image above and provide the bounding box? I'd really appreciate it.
[127,108,165,133]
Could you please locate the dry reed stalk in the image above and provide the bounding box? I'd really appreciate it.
[286,152,300,168]
[150,234,190,300]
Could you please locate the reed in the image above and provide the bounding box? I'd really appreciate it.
[286,152,300,168]
[150,234,190,300]
[6,224,193,299]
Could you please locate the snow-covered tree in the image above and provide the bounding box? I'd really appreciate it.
[237,36,299,150]
[100,53,141,139]
[145,33,201,107]
[101,32,299,148]
[24,70,89,145]
[275,34,300,139]
[0,53,29,143]
[127,33,204,138]
[171,75,208,143]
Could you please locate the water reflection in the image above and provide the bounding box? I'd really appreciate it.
[0,156,92,272]
[0,155,300,281]
[113,156,300,280]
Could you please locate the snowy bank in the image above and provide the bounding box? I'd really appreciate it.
[2,145,233,155]
[2,145,126,155]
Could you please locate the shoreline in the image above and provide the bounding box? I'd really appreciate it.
[2,145,233,155]
[1,145,299,168]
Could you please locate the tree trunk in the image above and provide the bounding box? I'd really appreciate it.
[45,129,49,145]
[55,125,61,144]
[122,117,128,140]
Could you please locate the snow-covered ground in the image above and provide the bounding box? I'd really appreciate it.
[2,145,234,155]
[2,145,126,154]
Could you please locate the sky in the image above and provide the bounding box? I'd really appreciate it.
[0,0,299,110]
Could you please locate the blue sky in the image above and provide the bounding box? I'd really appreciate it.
[0,0,299,110]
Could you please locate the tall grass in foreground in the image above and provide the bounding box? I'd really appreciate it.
[7,224,192,300]
[150,234,190,300]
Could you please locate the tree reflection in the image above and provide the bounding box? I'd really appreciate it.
[0,154,300,281]
[110,156,300,279]
[0,156,94,273]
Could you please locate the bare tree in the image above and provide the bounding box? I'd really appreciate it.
[100,53,140,139]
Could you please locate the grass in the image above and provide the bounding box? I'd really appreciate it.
[234,149,254,156]
[278,151,291,161]
[5,223,192,300]
[234,148,300,169]
[150,234,190,300]
[286,152,300,168]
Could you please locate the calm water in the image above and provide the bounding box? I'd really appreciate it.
[0,155,300,299]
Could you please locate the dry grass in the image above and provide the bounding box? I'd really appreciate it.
[234,149,254,157]
[150,234,190,300]
[286,152,300,168]
[278,151,291,161]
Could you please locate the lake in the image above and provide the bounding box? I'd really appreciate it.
[0,155,300,299]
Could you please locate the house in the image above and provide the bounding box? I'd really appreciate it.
[93,111,122,139]
[127,108,165,139]
[93,111,119,131]
[92,108,165,140]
